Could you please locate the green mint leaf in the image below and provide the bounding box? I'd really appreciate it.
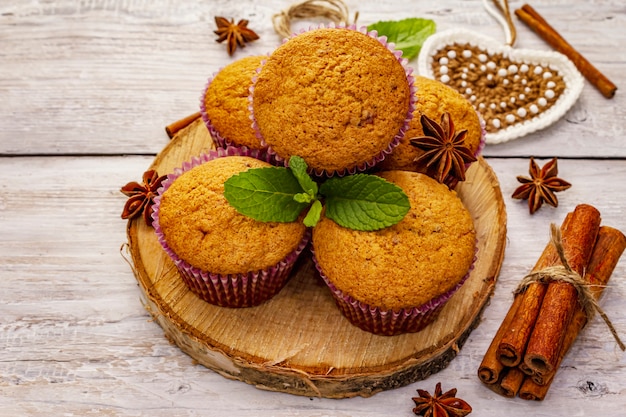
[367,18,436,60]
[293,192,313,204]
[303,200,323,227]
[289,156,318,197]
[224,166,309,222]
[320,174,410,231]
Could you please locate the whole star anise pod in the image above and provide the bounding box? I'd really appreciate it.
[410,112,477,184]
[512,157,571,214]
[120,169,167,227]
[412,382,472,417]
[214,16,259,56]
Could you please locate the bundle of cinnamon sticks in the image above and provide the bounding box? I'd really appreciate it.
[478,204,626,400]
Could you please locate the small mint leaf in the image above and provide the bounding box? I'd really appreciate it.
[289,156,318,197]
[320,174,410,231]
[293,192,313,204]
[303,200,323,227]
[367,18,436,60]
[224,166,309,222]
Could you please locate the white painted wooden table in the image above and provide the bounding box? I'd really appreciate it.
[1,0,625,415]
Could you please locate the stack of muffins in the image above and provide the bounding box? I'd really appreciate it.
[153,24,483,336]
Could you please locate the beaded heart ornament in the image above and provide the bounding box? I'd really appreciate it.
[417,2,584,144]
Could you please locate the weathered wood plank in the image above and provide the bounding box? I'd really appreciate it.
[1,0,625,414]
[0,155,625,415]
[0,0,624,157]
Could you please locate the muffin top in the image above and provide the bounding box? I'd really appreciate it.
[312,170,475,310]
[157,156,307,275]
[202,55,265,149]
[252,27,412,175]
[378,76,483,172]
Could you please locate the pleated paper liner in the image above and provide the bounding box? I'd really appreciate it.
[125,118,507,398]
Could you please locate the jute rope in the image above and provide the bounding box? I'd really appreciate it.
[483,0,517,46]
[272,0,358,39]
[515,224,625,350]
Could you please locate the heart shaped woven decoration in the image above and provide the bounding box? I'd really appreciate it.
[417,29,584,144]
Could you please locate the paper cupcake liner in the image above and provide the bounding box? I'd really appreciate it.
[249,23,417,178]
[312,246,477,336]
[200,70,268,152]
[152,146,311,308]
[199,71,232,150]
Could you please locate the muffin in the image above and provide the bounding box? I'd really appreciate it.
[312,170,476,335]
[152,147,310,308]
[251,25,415,177]
[201,55,266,149]
[378,76,485,175]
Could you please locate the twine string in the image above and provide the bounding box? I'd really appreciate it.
[483,0,517,46]
[515,224,625,351]
[272,0,358,39]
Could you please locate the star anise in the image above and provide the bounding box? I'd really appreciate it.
[214,16,259,56]
[120,169,167,227]
[512,157,571,214]
[412,382,472,417]
[409,112,477,184]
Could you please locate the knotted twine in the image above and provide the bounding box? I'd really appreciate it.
[514,223,625,350]
[272,0,358,39]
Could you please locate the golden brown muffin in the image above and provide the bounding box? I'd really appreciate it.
[201,55,265,149]
[157,155,307,275]
[378,76,484,172]
[252,27,413,175]
[312,170,475,311]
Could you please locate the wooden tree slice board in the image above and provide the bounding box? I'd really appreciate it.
[126,118,507,398]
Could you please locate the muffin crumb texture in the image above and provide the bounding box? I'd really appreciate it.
[158,156,306,275]
[203,55,265,149]
[380,75,483,172]
[253,28,411,173]
[313,171,475,311]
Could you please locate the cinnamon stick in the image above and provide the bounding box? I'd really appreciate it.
[518,361,534,377]
[481,375,512,397]
[522,204,601,376]
[165,111,202,138]
[519,226,626,400]
[518,375,549,401]
[495,213,572,368]
[499,367,525,398]
[478,296,523,384]
[515,4,617,99]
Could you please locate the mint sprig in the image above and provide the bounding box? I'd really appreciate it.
[367,18,436,60]
[223,156,410,231]
[223,165,309,222]
[320,174,411,231]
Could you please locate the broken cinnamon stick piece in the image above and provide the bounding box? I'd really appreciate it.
[523,204,601,377]
[165,111,202,138]
[515,4,617,99]
[519,226,626,400]
[496,213,572,367]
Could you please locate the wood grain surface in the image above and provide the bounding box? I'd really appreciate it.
[1,0,625,416]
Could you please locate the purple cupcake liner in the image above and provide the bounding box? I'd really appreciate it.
[200,69,269,152]
[249,23,417,178]
[152,146,311,308]
[199,70,232,150]
[312,245,477,336]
